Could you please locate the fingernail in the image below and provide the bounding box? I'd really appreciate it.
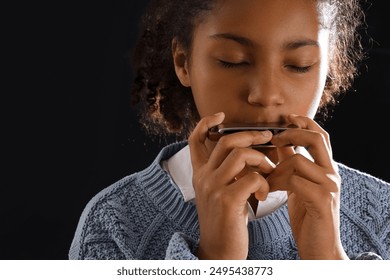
[261,130,272,138]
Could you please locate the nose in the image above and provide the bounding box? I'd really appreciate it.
[247,68,284,107]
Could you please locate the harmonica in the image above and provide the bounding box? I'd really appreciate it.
[208,122,296,147]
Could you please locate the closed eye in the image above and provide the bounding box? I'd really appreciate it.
[218,60,249,69]
[287,65,312,73]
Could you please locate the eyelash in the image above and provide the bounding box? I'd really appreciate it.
[218,60,248,68]
[219,60,313,73]
[287,65,312,73]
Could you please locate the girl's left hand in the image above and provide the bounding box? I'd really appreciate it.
[267,114,349,260]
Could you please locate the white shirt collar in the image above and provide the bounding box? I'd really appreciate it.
[162,145,195,202]
[162,145,291,220]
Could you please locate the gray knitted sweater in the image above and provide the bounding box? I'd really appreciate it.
[69,142,390,260]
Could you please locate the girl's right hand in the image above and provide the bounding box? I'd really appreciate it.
[188,113,276,259]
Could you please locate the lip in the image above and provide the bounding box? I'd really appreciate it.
[215,123,292,131]
[227,119,289,126]
[231,114,288,125]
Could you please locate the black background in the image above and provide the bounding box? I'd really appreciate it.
[3,1,389,259]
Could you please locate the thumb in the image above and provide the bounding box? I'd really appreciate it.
[189,112,225,170]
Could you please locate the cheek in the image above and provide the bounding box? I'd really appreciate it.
[189,63,241,117]
[309,64,328,117]
[283,71,325,119]
[290,58,328,118]
[305,32,330,117]
[306,89,323,118]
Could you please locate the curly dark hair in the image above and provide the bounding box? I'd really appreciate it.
[130,0,365,139]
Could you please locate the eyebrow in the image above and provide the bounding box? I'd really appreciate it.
[283,39,319,50]
[210,33,256,47]
[210,33,319,50]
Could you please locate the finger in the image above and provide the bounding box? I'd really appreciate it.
[287,114,333,156]
[189,112,225,170]
[269,174,340,212]
[226,171,270,205]
[272,123,332,168]
[286,115,340,172]
[208,130,273,169]
[277,146,296,163]
[288,114,330,143]
[215,147,275,184]
[267,154,339,193]
[274,175,325,203]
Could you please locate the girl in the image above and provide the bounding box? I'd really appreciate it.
[69,0,390,260]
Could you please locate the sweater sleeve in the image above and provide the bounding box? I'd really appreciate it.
[68,200,129,260]
[70,239,127,260]
[165,232,199,260]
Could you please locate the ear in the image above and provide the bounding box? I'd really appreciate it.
[172,38,191,87]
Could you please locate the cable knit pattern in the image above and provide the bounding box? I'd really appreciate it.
[166,233,199,260]
[338,164,390,259]
[69,142,390,260]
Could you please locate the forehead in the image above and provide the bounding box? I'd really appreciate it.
[195,0,324,47]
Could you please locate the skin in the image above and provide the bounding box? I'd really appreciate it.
[173,0,348,260]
